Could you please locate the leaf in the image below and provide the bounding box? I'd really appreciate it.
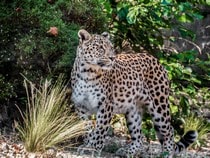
[178,27,196,39]
[182,67,192,75]
[127,6,139,24]
[193,12,203,20]
[178,13,194,23]
[184,85,196,94]
[117,6,129,21]
[180,96,190,115]
[161,0,172,5]
[181,2,193,11]
[191,77,201,84]
[170,105,178,114]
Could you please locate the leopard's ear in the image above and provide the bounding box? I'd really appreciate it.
[101,32,110,39]
[78,29,91,43]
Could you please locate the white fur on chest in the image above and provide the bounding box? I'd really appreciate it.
[71,79,100,114]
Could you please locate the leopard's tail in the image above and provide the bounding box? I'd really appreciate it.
[175,130,198,153]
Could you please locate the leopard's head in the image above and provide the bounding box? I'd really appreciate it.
[76,29,115,70]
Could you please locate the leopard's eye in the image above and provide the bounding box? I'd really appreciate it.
[99,48,105,53]
[97,46,105,54]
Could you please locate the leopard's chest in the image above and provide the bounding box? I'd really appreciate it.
[71,78,104,114]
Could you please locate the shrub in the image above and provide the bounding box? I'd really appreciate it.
[0,74,15,102]
[0,0,109,129]
[101,0,204,52]
[159,51,210,135]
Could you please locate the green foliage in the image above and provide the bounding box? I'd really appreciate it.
[0,0,109,83]
[0,0,109,125]
[142,119,156,142]
[16,75,86,152]
[2,0,81,78]
[158,51,210,137]
[0,75,15,101]
[56,0,109,32]
[100,0,204,51]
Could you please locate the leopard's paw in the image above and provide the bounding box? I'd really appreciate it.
[77,144,101,157]
[115,147,133,158]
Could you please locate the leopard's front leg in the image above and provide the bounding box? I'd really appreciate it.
[80,101,113,156]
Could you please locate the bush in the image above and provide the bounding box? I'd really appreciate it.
[0,74,15,102]
[0,0,109,128]
[101,0,204,52]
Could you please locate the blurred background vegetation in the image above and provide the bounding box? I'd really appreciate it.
[0,0,210,148]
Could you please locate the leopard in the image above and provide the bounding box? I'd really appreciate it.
[70,29,198,158]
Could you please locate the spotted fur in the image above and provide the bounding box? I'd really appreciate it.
[71,29,197,157]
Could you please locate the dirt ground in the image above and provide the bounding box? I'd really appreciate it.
[1,133,210,158]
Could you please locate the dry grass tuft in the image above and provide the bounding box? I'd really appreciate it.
[183,114,210,148]
[16,76,86,152]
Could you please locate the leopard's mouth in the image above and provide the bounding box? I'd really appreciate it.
[97,59,114,69]
[97,60,110,67]
[81,58,114,70]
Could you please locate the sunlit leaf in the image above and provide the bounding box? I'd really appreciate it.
[191,77,201,84]
[170,104,178,114]
[178,13,194,23]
